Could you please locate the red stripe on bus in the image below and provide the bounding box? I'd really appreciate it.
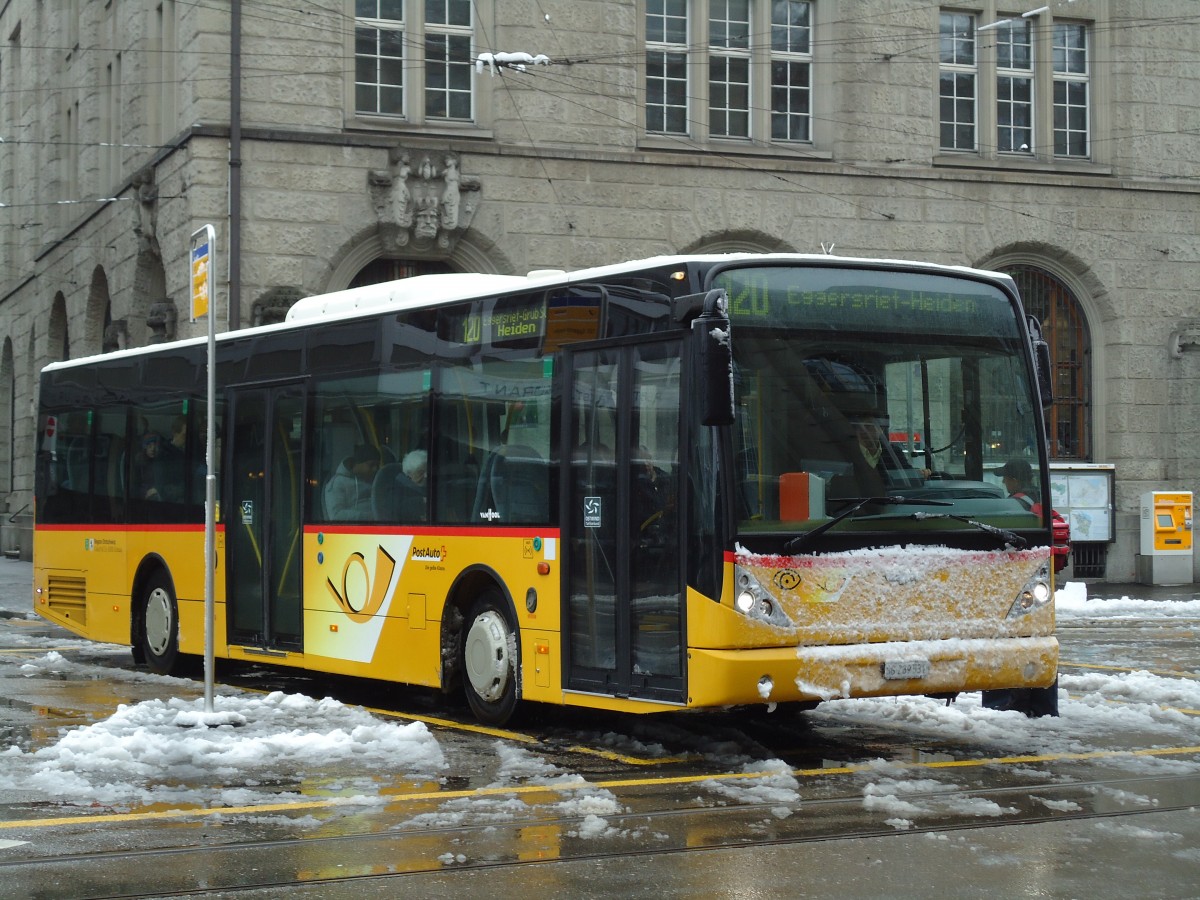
[307,525,561,539]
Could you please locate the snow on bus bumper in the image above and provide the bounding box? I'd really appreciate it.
[685,636,1059,707]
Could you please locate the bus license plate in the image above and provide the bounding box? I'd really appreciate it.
[883,659,930,680]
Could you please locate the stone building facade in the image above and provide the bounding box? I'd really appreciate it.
[0,0,1196,579]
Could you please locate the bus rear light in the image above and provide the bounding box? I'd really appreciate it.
[537,562,551,575]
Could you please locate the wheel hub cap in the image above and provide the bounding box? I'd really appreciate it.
[145,588,172,656]
[464,611,510,702]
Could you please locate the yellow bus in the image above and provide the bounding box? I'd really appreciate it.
[34,254,1060,724]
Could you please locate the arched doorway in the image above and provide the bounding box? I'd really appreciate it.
[347,257,453,289]
[1005,265,1092,461]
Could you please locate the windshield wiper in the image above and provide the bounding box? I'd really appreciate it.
[909,511,1029,550]
[784,495,953,554]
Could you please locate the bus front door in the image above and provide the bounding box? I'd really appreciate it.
[226,382,305,651]
[564,339,685,703]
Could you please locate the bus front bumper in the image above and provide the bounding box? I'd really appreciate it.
[686,636,1059,708]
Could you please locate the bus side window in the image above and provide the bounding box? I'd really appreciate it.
[95,410,128,523]
[474,438,548,523]
[37,410,92,523]
[432,366,484,524]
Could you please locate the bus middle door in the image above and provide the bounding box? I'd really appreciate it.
[563,338,685,704]
[226,381,305,651]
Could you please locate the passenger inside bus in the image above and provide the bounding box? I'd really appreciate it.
[373,448,428,522]
[156,416,188,503]
[324,443,380,520]
[134,432,164,500]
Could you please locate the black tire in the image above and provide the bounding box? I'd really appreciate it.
[139,570,181,676]
[460,590,519,726]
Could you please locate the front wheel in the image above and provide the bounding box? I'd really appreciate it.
[139,570,181,675]
[461,591,519,725]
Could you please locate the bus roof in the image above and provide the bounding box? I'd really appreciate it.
[284,253,1015,322]
[42,253,1017,373]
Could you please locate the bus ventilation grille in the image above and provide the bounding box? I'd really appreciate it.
[47,574,87,625]
[1070,542,1108,580]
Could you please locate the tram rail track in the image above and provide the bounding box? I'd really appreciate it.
[3,768,1197,899]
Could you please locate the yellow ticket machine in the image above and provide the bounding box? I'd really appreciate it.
[1137,491,1193,585]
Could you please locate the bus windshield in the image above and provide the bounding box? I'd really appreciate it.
[717,265,1044,539]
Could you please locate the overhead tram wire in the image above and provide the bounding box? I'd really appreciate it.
[7,7,1191,254]
[518,61,1186,259]
[495,65,902,225]
[468,0,572,231]
[7,5,1195,102]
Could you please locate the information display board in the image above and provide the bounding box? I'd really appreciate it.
[1049,462,1115,543]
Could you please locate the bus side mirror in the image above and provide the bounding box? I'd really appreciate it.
[1034,339,1054,408]
[1027,315,1053,408]
[694,289,734,426]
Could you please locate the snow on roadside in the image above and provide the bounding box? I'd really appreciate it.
[836,582,1200,827]
[1055,580,1200,619]
[392,740,635,846]
[0,682,444,809]
[3,579,1198,836]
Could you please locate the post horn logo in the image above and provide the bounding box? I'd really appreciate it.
[326,545,396,624]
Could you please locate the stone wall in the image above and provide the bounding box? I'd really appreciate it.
[0,0,1195,578]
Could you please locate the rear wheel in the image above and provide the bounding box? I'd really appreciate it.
[140,570,180,675]
[461,590,519,725]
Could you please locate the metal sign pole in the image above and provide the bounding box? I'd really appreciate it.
[190,224,217,714]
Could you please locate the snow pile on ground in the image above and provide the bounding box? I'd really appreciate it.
[1056,585,1200,619]
[3,576,1198,835]
[0,685,444,808]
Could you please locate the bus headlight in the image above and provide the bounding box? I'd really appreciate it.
[732,566,794,628]
[1007,563,1053,619]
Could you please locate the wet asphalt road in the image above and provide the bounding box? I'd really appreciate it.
[2,560,1199,898]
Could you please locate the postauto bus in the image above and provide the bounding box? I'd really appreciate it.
[34,254,1058,724]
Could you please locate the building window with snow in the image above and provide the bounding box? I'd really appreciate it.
[353,0,478,125]
[937,9,1094,164]
[644,0,814,146]
[995,19,1033,154]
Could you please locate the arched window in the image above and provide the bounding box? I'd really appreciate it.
[348,258,452,289]
[1006,265,1091,461]
[50,292,69,363]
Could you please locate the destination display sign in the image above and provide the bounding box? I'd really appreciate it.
[714,266,1019,337]
[446,295,548,351]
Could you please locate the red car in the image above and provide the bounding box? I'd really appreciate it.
[1051,509,1071,574]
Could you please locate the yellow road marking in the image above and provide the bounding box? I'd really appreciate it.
[357,703,691,765]
[3,744,1199,832]
[1060,660,1199,680]
[1063,692,1200,717]
[0,647,85,655]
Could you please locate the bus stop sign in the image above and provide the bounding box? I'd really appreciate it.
[191,225,215,323]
